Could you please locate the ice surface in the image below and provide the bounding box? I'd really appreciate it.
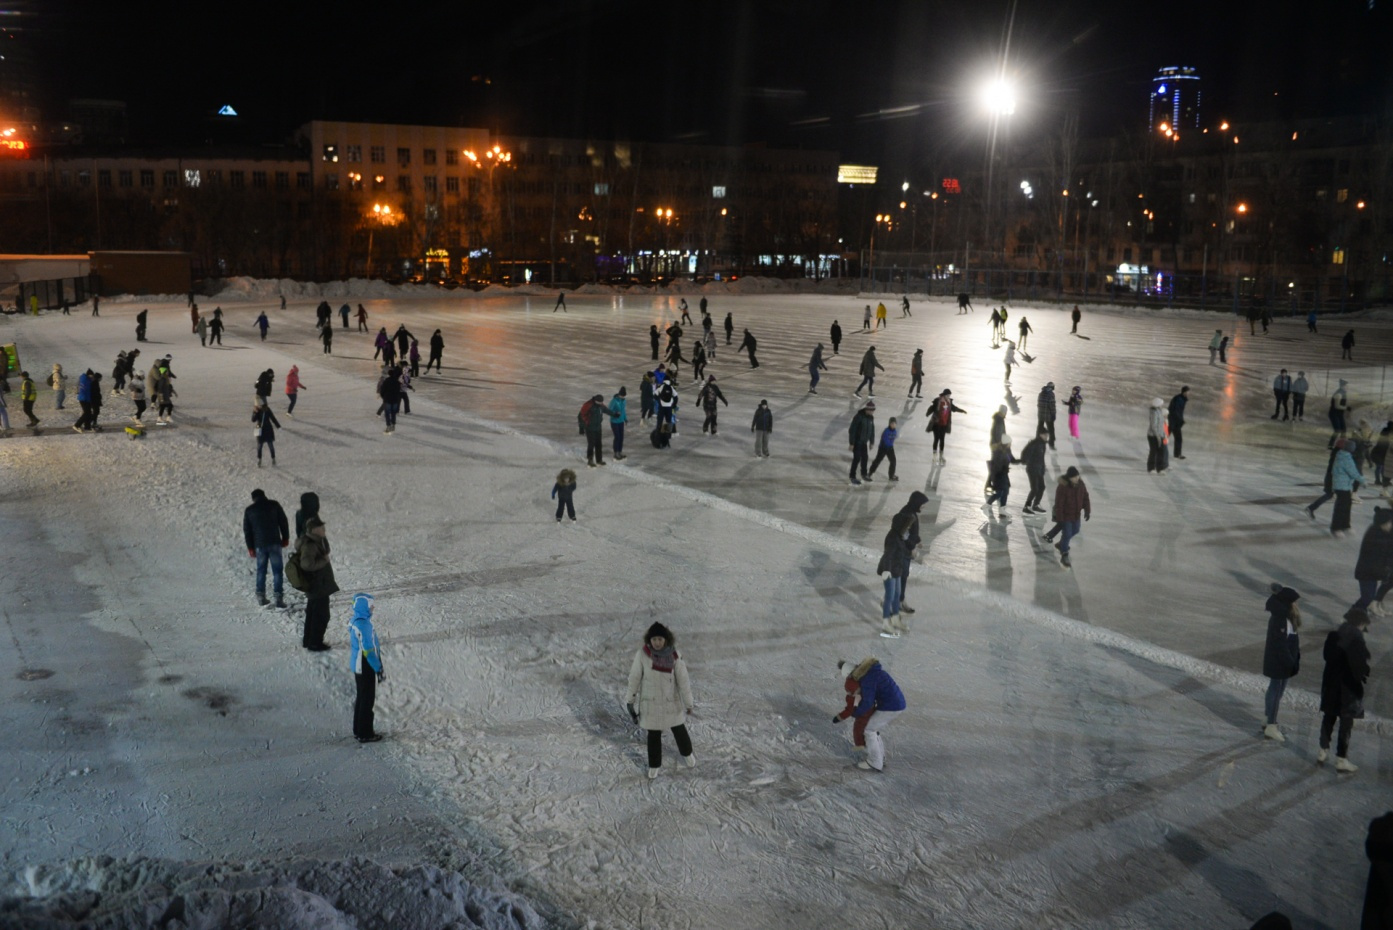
[0,289,1388,930]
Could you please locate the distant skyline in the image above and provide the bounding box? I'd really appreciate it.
[20,0,1393,162]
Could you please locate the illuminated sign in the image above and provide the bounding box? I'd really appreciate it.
[941,178,961,194]
[0,139,27,152]
[837,164,879,185]
[217,104,238,116]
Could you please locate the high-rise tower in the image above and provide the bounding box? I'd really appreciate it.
[1149,67,1202,132]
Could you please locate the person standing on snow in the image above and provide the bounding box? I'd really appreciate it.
[830,319,842,355]
[321,322,333,354]
[751,399,772,458]
[691,339,707,382]
[848,401,877,486]
[356,304,369,333]
[1353,508,1393,612]
[135,308,149,342]
[285,366,305,416]
[854,345,884,397]
[875,301,887,329]
[348,593,385,743]
[698,375,728,434]
[1341,329,1356,361]
[833,657,906,771]
[1208,330,1223,365]
[1261,584,1302,742]
[862,304,872,331]
[426,329,444,373]
[1329,379,1351,449]
[1291,371,1309,421]
[1003,341,1017,383]
[1272,369,1293,420]
[1043,466,1090,568]
[876,513,912,636]
[339,303,351,329]
[1067,386,1084,439]
[1020,429,1049,514]
[253,399,281,467]
[625,622,696,780]
[808,343,829,394]
[908,349,924,399]
[723,311,734,345]
[373,327,390,361]
[580,393,607,466]
[1318,607,1372,774]
[737,328,759,368]
[552,468,578,522]
[379,367,403,434]
[608,387,628,461]
[18,372,39,427]
[927,389,965,464]
[1330,439,1362,538]
[867,417,900,482]
[295,516,338,652]
[48,363,66,411]
[255,311,270,341]
[243,488,289,608]
[649,324,661,361]
[1146,398,1169,474]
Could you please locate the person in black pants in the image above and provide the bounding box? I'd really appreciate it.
[1036,382,1057,449]
[348,593,384,743]
[737,329,759,368]
[625,622,695,779]
[1168,386,1189,459]
[426,330,444,372]
[848,402,876,485]
[830,319,842,355]
[581,394,607,466]
[1020,429,1049,513]
[296,517,337,651]
[724,312,734,344]
[650,324,660,361]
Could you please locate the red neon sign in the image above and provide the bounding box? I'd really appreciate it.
[941,178,961,194]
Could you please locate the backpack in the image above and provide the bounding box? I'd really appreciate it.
[284,540,309,593]
[578,399,595,433]
[660,384,673,403]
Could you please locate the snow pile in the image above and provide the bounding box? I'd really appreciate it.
[1,857,543,930]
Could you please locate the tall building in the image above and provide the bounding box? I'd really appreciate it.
[1148,66,1202,132]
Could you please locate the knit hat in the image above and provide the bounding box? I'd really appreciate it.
[1344,606,1370,625]
[759,399,768,406]
[865,401,876,410]
[644,621,674,644]
[592,393,604,402]
[618,386,627,396]
[1064,466,1080,479]
[1268,583,1300,604]
[1152,397,1164,408]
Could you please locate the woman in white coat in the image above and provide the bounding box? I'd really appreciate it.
[1146,397,1169,474]
[625,622,695,779]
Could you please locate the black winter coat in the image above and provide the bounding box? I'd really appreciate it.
[1261,595,1300,679]
[1320,621,1370,717]
[1019,437,1047,476]
[876,527,911,578]
[849,410,876,446]
[1354,524,1393,582]
[243,497,289,550]
[897,492,929,552]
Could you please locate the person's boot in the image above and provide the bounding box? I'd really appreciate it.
[1335,756,1358,774]
[1262,724,1285,742]
[647,767,660,780]
[1316,748,1329,764]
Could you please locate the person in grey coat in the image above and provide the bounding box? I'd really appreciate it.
[808,344,829,394]
[1291,371,1309,421]
[1261,584,1301,742]
[854,346,884,397]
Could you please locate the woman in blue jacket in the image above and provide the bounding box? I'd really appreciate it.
[349,593,385,743]
[1330,439,1363,537]
[833,657,906,771]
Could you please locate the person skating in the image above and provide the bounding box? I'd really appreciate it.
[254,368,274,406]
[1330,439,1362,538]
[988,404,1008,447]
[285,365,305,416]
[348,592,385,743]
[1043,466,1091,568]
[87,374,105,430]
[702,326,717,362]
[373,327,390,360]
[579,393,607,466]
[678,297,689,321]
[1036,382,1057,448]
[153,368,175,425]
[1168,387,1189,459]
[957,292,974,313]
[378,366,403,434]
[989,308,1002,346]
[1329,379,1351,448]
[1350,419,1376,473]
[723,312,734,345]
[833,657,906,770]
[1003,341,1017,383]
[737,328,759,368]
[830,319,842,355]
[18,372,39,427]
[135,308,149,342]
[111,351,130,395]
[321,322,333,354]
[1353,508,1393,612]
[998,306,1008,338]
[91,294,99,316]
[1291,371,1309,421]
[901,296,911,317]
[984,435,1016,510]
[894,491,929,612]
[552,468,578,522]
[1261,584,1302,741]
[848,401,876,486]
[875,301,887,329]
[356,304,368,333]
[649,324,661,361]
[0,374,10,435]
[608,387,628,460]
[876,513,912,635]
[1305,445,1343,522]
[1017,316,1032,351]
[854,346,883,397]
[397,364,413,415]
[1318,607,1372,773]
[1146,398,1169,474]
[127,378,147,425]
[194,314,208,346]
[867,417,900,481]
[253,399,281,466]
[1070,305,1081,333]
[208,310,224,346]
[926,389,965,463]
[1272,369,1292,420]
[72,369,93,432]
[408,339,420,376]
[639,371,655,424]
[908,349,924,398]
[691,340,707,382]
[655,379,677,435]
[862,304,872,331]
[1067,386,1084,439]
[190,303,200,335]
[1306,309,1318,333]
[1372,421,1392,488]
[625,622,695,779]
[1208,330,1223,365]
[255,311,270,341]
[295,516,339,652]
[243,488,289,608]
[698,375,728,434]
[339,303,351,329]
[808,343,829,393]
[393,324,413,360]
[47,363,66,411]
[1020,429,1049,514]
[426,330,444,372]
[1219,333,1230,363]
[751,399,772,458]
[553,290,568,313]
[1341,329,1355,361]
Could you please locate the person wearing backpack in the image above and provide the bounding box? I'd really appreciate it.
[698,376,728,434]
[655,380,678,435]
[294,516,338,651]
[579,393,608,466]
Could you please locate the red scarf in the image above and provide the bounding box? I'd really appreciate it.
[644,643,678,673]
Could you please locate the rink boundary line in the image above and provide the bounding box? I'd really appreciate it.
[478,414,1387,732]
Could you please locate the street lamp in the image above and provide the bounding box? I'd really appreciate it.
[366,203,396,277]
[979,74,1019,268]
[463,144,514,280]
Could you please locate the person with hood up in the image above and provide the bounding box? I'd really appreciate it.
[833,657,906,771]
[663,332,685,376]
[737,328,759,368]
[862,304,873,331]
[348,593,385,742]
[295,492,321,539]
[71,369,93,433]
[1002,341,1017,383]
[1330,439,1363,537]
[698,376,728,434]
[808,343,828,394]
[1168,387,1189,459]
[127,377,146,425]
[340,303,351,329]
[426,329,445,373]
[908,349,924,399]
[296,516,339,652]
[111,350,130,395]
[580,393,608,466]
[895,492,929,612]
[48,363,66,410]
[1043,466,1091,568]
[552,468,578,522]
[253,368,273,405]
[253,399,281,466]
[1036,382,1057,449]
[407,338,420,376]
[926,389,965,464]
[1353,508,1393,614]
[285,366,305,416]
[984,435,1016,510]
[1146,398,1169,473]
[854,346,883,397]
[625,621,695,779]
[1318,607,1372,773]
[1067,386,1084,439]
[373,327,390,360]
[1020,429,1049,514]
[207,310,224,346]
[1208,329,1223,365]
[136,308,149,342]
[875,301,887,329]
[1261,584,1302,742]
[830,319,842,355]
[849,401,877,486]
[751,399,772,458]
[876,513,913,636]
[608,387,628,461]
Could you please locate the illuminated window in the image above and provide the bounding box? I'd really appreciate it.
[423,149,437,165]
[1337,188,1349,203]
[140,170,154,189]
[1332,248,1345,265]
[445,176,459,193]
[370,146,385,163]
[322,144,339,163]
[275,171,289,190]
[446,150,458,166]
[252,171,267,188]
[397,147,411,167]
[712,185,726,199]
[184,169,201,188]
[593,182,610,196]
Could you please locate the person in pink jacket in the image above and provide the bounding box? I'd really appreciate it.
[285,365,306,416]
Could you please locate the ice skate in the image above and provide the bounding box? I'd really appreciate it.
[1262,724,1285,742]
[1335,756,1358,774]
[684,754,696,768]
[879,620,901,638]
[647,767,659,780]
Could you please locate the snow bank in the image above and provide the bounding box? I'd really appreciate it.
[1,857,543,930]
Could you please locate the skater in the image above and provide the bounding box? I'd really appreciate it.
[194,314,207,346]
[243,488,289,608]
[1329,440,1363,537]
[190,304,200,334]
[691,340,707,382]
[1017,316,1033,351]
[15,372,38,427]
[699,296,708,316]
[698,375,728,434]
[551,468,577,521]
[751,399,772,458]
[87,373,105,430]
[1261,584,1302,742]
[608,387,628,461]
[1329,379,1351,448]
[356,304,368,332]
[1318,607,1372,773]
[664,335,685,375]
[1168,387,1189,459]
[553,291,567,313]
[1043,466,1090,568]
[373,327,390,360]
[72,369,93,432]
[285,366,305,416]
[894,492,929,612]
[625,622,695,779]
[208,310,224,346]
[1003,341,1017,382]
[1373,421,1392,488]
[426,330,444,372]
[808,343,828,393]
[380,339,396,368]
[957,292,973,313]
[48,363,66,410]
[989,404,1008,448]
[901,295,911,318]
[316,302,331,330]
[1020,428,1049,514]
[378,366,402,434]
[1146,398,1169,473]
[1208,330,1223,365]
[862,304,872,331]
[393,324,413,360]
[833,657,906,769]
[1070,305,1081,333]
[254,368,274,406]
[111,350,130,394]
[321,323,333,354]
[255,311,270,341]
[1306,309,1318,333]
[737,328,759,368]
[653,380,678,447]
[295,516,338,651]
[875,301,887,329]
[989,307,1002,344]
[639,371,656,423]
[867,417,899,481]
[1341,329,1355,360]
[1219,334,1230,364]
[135,308,148,342]
[348,592,385,743]
[702,326,717,362]
[0,374,9,434]
[407,339,420,377]
[339,303,351,328]
[253,399,281,466]
[1292,371,1309,421]
[579,393,607,466]
[1037,382,1057,448]
[848,401,876,486]
[1272,370,1292,420]
[926,389,965,463]
[1353,508,1393,611]
[678,297,689,321]
[1305,446,1344,523]
[649,324,661,361]
[876,514,912,635]
[1067,386,1084,439]
[854,346,883,396]
[127,378,146,425]
[830,319,842,355]
[723,312,734,345]
[984,435,1015,509]
[91,294,100,316]
[396,365,412,414]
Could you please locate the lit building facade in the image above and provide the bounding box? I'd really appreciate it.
[1149,66,1202,132]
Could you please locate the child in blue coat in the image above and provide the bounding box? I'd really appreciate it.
[348,593,384,742]
[552,469,577,522]
[833,657,906,771]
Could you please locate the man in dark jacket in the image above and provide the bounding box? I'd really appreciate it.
[848,402,876,486]
[724,312,734,344]
[1271,370,1292,421]
[1036,383,1057,449]
[581,393,607,466]
[650,325,661,361]
[830,320,842,355]
[698,376,728,434]
[1319,607,1372,773]
[1168,386,1189,459]
[737,329,759,368]
[854,346,884,397]
[1020,429,1049,514]
[1262,584,1301,741]
[243,488,290,608]
[1043,466,1090,568]
[895,491,929,613]
[394,324,413,359]
[1353,507,1393,612]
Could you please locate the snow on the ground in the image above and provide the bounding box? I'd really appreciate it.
[0,288,1388,930]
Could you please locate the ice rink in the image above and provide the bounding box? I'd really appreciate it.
[0,287,1388,929]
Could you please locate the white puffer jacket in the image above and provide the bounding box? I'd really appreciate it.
[626,648,693,731]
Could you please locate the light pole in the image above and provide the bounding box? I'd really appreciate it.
[464,144,513,280]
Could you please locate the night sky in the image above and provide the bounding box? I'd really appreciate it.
[25,0,1393,162]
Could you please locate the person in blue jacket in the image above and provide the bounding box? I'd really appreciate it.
[72,369,94,432]
[1330,439,1363,538]
[833,657,906,771]
[867,417,899,481]
[255,311,270,341]
[608,387,628,461]
[349,593,385,743]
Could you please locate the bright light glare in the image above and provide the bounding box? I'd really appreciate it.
[979,79,1017,116]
